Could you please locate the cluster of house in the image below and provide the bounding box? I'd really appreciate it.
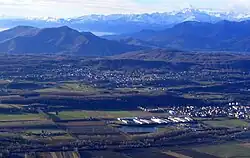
[117,116,193,125]
[138,102,250,119]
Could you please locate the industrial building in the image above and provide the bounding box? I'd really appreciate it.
[117,116,193,126]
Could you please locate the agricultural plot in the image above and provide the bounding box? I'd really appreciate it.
[0,120,54,128]
[23,132,74,144]
[0,113,45,121]
[31,151,80,158]
[22,126,74,144]
[0,104,16,109]
[23,134,75,144]
[168,149,219,158]
[36,83,103,95]
[79,149,171,158]
[50,134,75,142]
[193,143,250,158]
[114,87,167,95]
[56,110,158,120]
[163,151,192,158]
[61,121,126,141]
[122,149,171,158]
[203,119,249,128]
[0,118,72,144]
[60,83,98,92]
[79,151,128,158]
[67,126,120,135]
[0,132,20,137]
[24,129,66,135]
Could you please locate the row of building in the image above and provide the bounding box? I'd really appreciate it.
[117,116,193,126]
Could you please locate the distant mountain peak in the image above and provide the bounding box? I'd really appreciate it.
[19,8,250,23]
[177,6,199,13]
[2,8,250,34]
[57,25,76,31]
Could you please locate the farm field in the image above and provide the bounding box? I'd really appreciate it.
[0,113,45,121]
[79,148,172,158]
[23,133,75,144]
[36,83,104,95]
[203,119,249,128]
[0,104,30,109]
[0,120,54,127]
[24,129,66,134]
[0,54,250,156]
[56,110,157,120]
[79,151,128,158]
[193,143,250,158]
[163,149,219,158]
[28,151,80,158]
[61,121,121,133]
[50,134,75,141]
[0,104,16,109]
[121,148,176,158]
[59,120,127,141]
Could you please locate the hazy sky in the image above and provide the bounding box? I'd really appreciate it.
[0,0,250,18]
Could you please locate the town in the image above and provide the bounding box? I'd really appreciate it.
[139,102,250,119]
[0,54,248,157]
[0,54,249,108]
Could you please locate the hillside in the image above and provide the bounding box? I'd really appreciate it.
[0,26,39,42]
[0,26,143,56]
[106,20,250,52]
[113,49,250,64]
[3,21,250,55]
[118,37,160,48]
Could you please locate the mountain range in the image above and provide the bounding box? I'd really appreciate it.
[0,26,143,56]
[2,8,250,34]
[105,20,250,52]
[1,19,250,55]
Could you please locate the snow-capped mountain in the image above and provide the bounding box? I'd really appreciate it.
[66,8,250,24]
[1,8,250,34]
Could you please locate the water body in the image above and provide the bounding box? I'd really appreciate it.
[119,126,158,134]
[92,31,115,36]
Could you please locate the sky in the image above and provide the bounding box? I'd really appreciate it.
[0,0,250,18]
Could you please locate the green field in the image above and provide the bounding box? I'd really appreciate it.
[56,110,155,120]
[203,119,249,128]
[24,129,65,134]
[36,83,101,94]
[61,83,97,91]
[0,120,53,127]
[36,151,80,158]
[193,143,250,158]
[114,87,166,95]
[0,113,44,121]
[0,104,16,109]
[183,93,224,99]
[51,134,75,141]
